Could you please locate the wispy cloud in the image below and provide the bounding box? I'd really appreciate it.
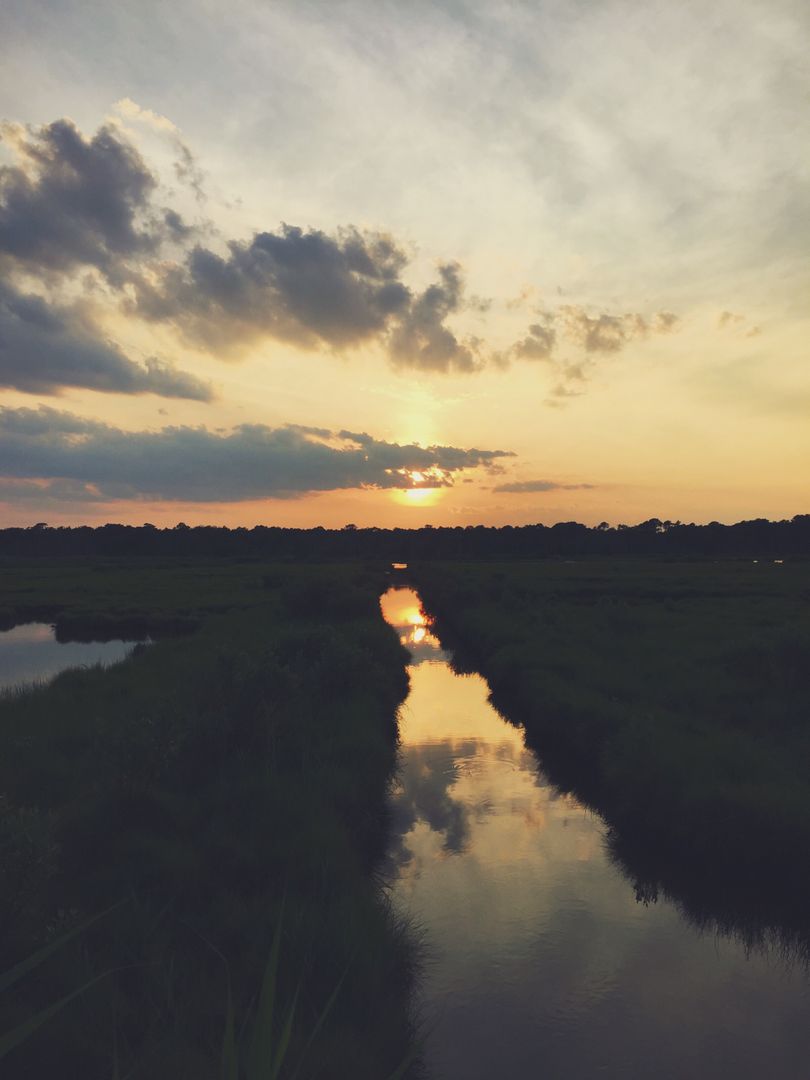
[492,479,594,493]
[111,97,206,203]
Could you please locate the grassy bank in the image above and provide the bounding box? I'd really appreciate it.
[0,562,419,1078]
[413,559,810,907]
[0,556,309,637]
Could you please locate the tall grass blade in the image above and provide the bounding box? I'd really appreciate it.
[247,899,285,1080]
[385,1048,420,1080]
[269,980,301,1080]
[0,972,109,1060]
[287,962,350,1080]
[111,1007,120,1080]
[0,900,124,994]
[220,971,238,1080]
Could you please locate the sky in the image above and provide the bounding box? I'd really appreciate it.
[0,0,807,528]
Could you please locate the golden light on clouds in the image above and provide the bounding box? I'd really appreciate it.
[0,0,807,527]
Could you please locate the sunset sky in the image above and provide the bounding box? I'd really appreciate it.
[1,0,807,528]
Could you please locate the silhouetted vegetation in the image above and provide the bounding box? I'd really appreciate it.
[0,513,808,561]
[0,564,420,1078]
[414,559,810,916]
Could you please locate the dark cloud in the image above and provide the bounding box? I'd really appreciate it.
[0,113,682,387]
[0,113,481,385]
[130,224,411,354]
[0,280,213,400]
[492,479,594,493]
[0,119,158,282]
[388,262,481,373]
[0,406,514,503]
[131,225,481,372]
[512,320,556,361]
[163,208,196,242]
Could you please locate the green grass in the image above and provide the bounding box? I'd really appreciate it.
[413,559,810,903]
[0,556,311,637]
[0,561,420,1078]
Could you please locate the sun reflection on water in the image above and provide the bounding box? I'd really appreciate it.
[381,590,444,654]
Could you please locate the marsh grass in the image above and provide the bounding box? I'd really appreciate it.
[0,563,420,1078]
[414,559,810,903]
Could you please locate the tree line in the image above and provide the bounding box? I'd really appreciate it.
[1,515,808,559]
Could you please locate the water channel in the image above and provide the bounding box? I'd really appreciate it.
[0,622,137,692]
[380,585,810,1080]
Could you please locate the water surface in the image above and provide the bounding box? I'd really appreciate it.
[381,587,810,1080]
[0,623,136,692]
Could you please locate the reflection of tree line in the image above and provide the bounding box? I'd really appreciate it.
[497,676,810,970]
[606,829,810,968]
[525,706,810,970]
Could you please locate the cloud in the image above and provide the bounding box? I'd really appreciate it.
[130,223,412,354]
[132,227,478,372]
[387,262,482,373]
[717,310,761,337]
[0,478,106,503]
[0,406,514,503]
[0,113,682,387]
[559,305,679,353]
[508,306,679,369]
[0,118,159,283]
[0,280,213,400]
[111,98,206,203]
[0,115,480,374]
[492,479,594,493]
[512,320,556,361]
[504,305,680,405]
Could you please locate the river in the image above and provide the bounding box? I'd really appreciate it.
[380,585,810,1080]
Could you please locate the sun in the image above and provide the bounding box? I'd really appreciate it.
[389,465,446,507]
[393,487,441,506]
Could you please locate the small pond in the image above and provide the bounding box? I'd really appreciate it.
[0,623,137,692]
